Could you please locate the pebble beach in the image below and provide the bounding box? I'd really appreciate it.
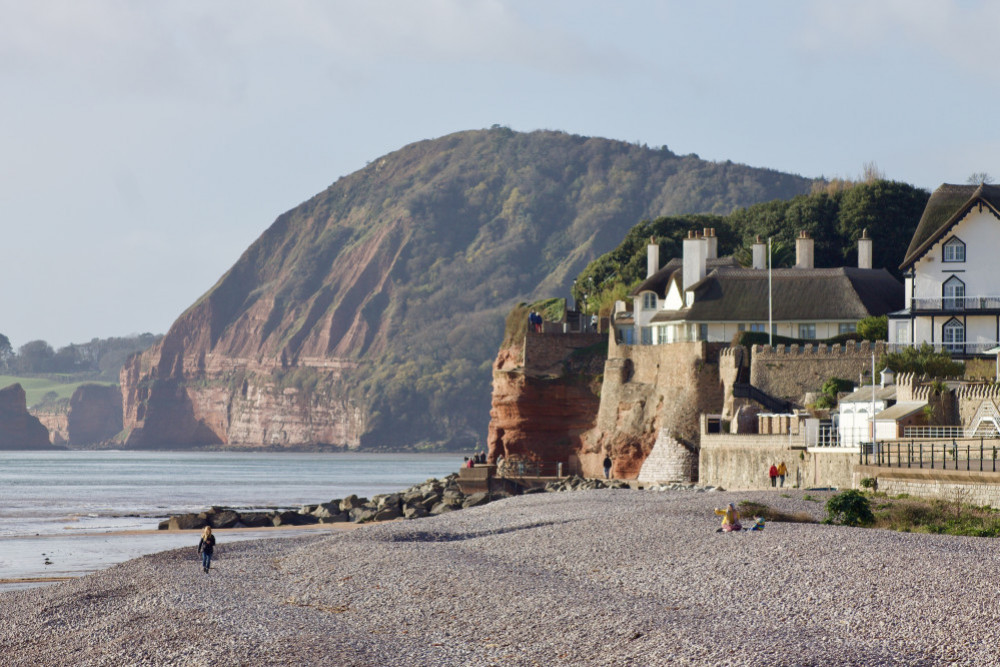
[1,488,997,666]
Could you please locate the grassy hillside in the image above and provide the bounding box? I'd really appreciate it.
[0,376,117,409]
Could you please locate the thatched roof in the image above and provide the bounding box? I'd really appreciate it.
[900,183,1000,270]
[631,256,740,297]
[649,266,903,323]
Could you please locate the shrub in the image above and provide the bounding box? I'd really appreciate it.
[859,477,878,490]
[824,490,874,527]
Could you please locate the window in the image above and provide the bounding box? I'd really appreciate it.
[943,318,965,354]
[698,323,709,341]
[943,276,965,310]
[749,323,766,333]
[640,327,652,345]
[838,323,856,335]
[799,323,816,339]
[894,322,909,344]
[943,237,966,263]
[737,323,746,332]
[641,292,656,310]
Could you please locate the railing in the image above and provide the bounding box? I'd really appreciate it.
[902,426,966,439]
[496,460,570,478]
[860,439,1000,472]
[732,383,793,413]
[911,296,1000,311]
[811,424,841,447]
[887,342,1000,355]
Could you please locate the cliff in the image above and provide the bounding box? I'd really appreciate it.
[0,384,60,450]
[120,128,815,450]
[486,305,605,472]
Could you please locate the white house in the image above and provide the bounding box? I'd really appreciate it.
[837,383,897,447]
[622,228,903,346]
[891,183,1000,357]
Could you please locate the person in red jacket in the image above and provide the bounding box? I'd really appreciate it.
[768,464,778,488]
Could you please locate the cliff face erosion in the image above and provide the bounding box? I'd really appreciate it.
[120,128,814,449]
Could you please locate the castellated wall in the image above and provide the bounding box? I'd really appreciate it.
[699,433,856,490]
[587,342,725,480]
[749,341,887,403]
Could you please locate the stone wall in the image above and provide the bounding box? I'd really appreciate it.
[853,466,1000,508]
[523,331,604,375]
[749,341,886,404]
[699,432,855,489]
[586,341,726,480]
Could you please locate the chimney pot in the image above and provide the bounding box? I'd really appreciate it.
[795,230,814,269]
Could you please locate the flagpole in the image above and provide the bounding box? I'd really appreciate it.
[768,237,773,346]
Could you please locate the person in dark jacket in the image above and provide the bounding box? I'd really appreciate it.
[603,455,612,479]
[198,526,216,573]
[768,464,778,488]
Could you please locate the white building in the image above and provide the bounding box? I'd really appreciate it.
[621,228,903,345]
[837,384,896,447]
[891,183,1000,357]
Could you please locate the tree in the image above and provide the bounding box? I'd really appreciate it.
[0,334,12,370]
[16,340,54,373]
[856,315,888,342]
[966,172,994,185]
[878,343,964,378]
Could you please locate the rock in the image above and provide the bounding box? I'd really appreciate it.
[157,519,170,530]
[318,512,349,523]
[167,514,207,530]
[442,489,465,507]
[403,505,429,520]
[238,512,272,528]
[378,493,402,510]
[373,506,402,521]
[340,495,367,512]
[312,502,341,519]
[0,384,58,450]
[429,502,456,515]
[349,507,377,523]
[271,511,307,526]
[207,510,240,529]
[462,492,491,508]
[300,504,318,515]
[66,384,123,446]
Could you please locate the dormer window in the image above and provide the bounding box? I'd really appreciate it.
[943,236,966,262]
[642,292,657,310]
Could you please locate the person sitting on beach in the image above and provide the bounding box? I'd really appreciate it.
[198,526,216,573]
[714,503,742,532]
[748,516,765,531]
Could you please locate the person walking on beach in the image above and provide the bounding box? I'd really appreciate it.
[768,464,778,488]
[603,455,612,479]
[198,526,216,574]
[777,461,788,488]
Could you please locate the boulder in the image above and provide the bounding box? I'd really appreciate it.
[378,493,402,510]
[157,519,170,530]
[206,510,240,529]
[312,502,341,519]
[442,489,465,507]
[271,510,314,526]
[349,507,377,523]
[403,505,429,520]
[429,502,456,515]
[238,512,272,528]
[340,495,368,512]
[300,504,318,514]
[461,492,491,509]
[167,514,207,530]
[319,512,349,523]
[373,505,403,522]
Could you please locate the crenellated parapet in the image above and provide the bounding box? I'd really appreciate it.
[749,341,887,406]
[751,340,885,358]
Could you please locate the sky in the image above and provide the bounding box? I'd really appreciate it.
[2,0,998,349]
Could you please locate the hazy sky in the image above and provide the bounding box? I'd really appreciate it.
[3,0,997,348]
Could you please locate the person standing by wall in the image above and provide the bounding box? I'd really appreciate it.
[777,461,788,488]
[603,455,612,479]
[198,526,216,574]
[768,464,778,488]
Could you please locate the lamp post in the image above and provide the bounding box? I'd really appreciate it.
[768,237,773,346]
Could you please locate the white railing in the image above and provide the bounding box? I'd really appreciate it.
[887,342,1000,355]
[902,426,967,439]
[912,296,1000,311]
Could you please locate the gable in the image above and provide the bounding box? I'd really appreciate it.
[901,183,1000,270]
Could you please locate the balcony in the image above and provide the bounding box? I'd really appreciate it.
[887,341,1000,356]
[911,296,1000,312]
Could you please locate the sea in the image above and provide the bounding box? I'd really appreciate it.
[0,450,461,592]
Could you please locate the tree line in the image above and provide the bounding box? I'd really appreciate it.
[0,333,162,379]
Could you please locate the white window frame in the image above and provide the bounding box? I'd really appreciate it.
[943,317,965,354]
[641,292,657,310]
[943,276,965,310]
[798,323,816,339]
[943,237,966,263]
[838,322,855,335]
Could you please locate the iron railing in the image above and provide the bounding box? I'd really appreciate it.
[860,439,1000,471]
[887,342,1000,356]
[911,296,1000,311]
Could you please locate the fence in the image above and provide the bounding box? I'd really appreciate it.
[859,439,1000,472]
[902,426,966,439]
[496,460,568,478]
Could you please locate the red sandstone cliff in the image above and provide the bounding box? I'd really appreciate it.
[0,384,60,450]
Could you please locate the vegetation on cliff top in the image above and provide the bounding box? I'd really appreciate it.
[572,179,930,316]
[144,128,818,449]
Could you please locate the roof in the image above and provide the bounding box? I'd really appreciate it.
[631,256,740,297]
[648,266,903,323]
[900,183,1000,270]
[874,401,926,421]
[839,385,897,404]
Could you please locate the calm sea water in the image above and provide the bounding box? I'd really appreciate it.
[0,451,462,590]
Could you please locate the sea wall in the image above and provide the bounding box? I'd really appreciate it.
[853,466,1000,508]
[699,432,855,489]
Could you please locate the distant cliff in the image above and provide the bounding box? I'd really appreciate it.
[120,128,816,450]
[0,384,60,450]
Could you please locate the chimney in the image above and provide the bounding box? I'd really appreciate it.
[683,230,707,296]
[858,228,873,269]
[795,230,814,269]
[703,227,718,260]
[752,235,767,270]
[647,236,659,278]
[880,367,895,388]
